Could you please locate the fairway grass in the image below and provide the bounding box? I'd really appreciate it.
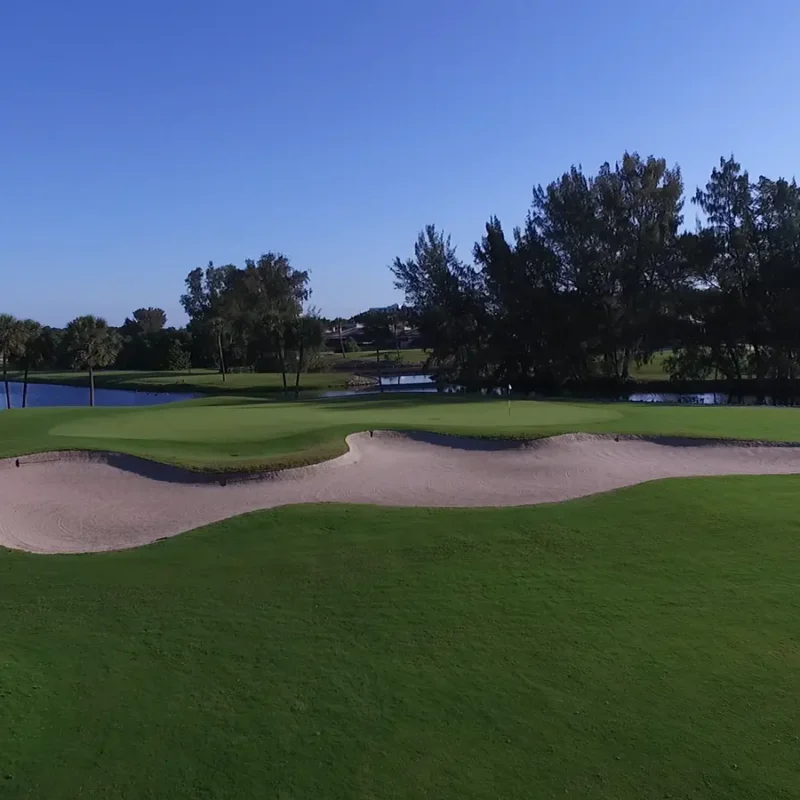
[2,478,799,798]
[631,349,670,380]
[1,394,800,470]
[321,347,429,365]
[13,347,667,393]
[8,368,350,395]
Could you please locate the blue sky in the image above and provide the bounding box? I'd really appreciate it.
[3,0,799,326]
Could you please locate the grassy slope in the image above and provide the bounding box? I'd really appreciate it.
[2,479,800,798]
[1,394,799,470]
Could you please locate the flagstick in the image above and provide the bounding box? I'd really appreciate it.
[508,384,512,417]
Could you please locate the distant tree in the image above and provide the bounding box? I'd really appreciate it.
[63,315,122,406]
[237,253,310,393]
[0,313,21,410]
[13,319,43,408]
[528,152,685,381]
[122,307,167,336]
[360,310,394,392]
[292,314,324,398]
[666,156,800,394]
[391,225,487,383]
[166,339,192,373]
[181,263,239,380]
[331,317,348,358]
[40,326,68,369]
[473,215,581,389]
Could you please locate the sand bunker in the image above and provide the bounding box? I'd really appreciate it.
[2,431,800,554]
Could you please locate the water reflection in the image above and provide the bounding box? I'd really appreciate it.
[324,376,797,406]
[628,392,729,405]
[379,374,434,386]
[1,381,196,410]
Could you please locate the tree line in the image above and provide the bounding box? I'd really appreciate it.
[179,253,325,393]
[6,150,797,409]
[0,312,139,408]
[390,153,800,399]
[0,251,329,409]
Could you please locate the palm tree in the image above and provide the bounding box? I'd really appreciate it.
[64,315,121,406]
[0,313,21,410]
[14,319,43,408]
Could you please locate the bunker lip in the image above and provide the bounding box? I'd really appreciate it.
[5,431,800,484]
[3,431,800,555]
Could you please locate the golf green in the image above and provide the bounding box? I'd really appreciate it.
[1,479,799,798]
[2,394,800,470]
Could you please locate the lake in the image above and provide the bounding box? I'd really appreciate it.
[1,381,196,410]
[325,376,792,406]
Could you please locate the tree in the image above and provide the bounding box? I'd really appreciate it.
[528,153,685,381]
[166,339,192,373]
[39,326,67,369]
[473,215,584,389]
[292,314,324,398]
[360,310,394,392]
[13,319,43,408]
[237,253,310,393]
[331,317,348,358]
[63,316,122,406]
[666,157,800,398]
[180,263,238,379]
[386,153,800,398]
[122,307,167,336]
[0,314,21,410]
[391,225,488,384]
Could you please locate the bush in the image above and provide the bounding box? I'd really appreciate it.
[166,341,192,373]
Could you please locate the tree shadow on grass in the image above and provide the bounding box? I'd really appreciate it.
[312,393,483,413]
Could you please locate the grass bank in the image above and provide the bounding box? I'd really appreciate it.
[1,394,799,470]
[2,479,799,798]
[6,368,351,396]
[8,348,672,396]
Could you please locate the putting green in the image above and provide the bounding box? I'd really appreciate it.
[50,397,622,441]
[3,394,800,470]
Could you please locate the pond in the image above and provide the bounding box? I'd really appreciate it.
[628,392,729,405]
[626,392,800,405]
[324,376,794,406]
[380,374,435,387]
[0,381,196,410]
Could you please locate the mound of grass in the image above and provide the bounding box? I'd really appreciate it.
[2,478,799,798]
[1,393,799,470]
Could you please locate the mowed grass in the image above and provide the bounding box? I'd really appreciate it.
[2,479,800,798]
[13,346,664,396]
[322,347,429,365]
[1,393,799,470]
[631,349,671,380]
[9,368,350,395]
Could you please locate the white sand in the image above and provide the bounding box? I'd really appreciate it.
[2,432,800,554]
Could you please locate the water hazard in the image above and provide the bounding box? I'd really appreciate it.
[1,381,196,410]
[324,376,794,406]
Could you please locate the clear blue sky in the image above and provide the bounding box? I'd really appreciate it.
[3,0,799,327]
